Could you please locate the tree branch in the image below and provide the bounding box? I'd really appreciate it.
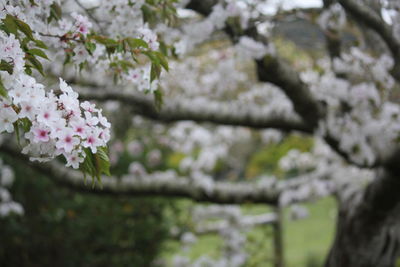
[338,0,400,81]
[255,56,324,128]
[324,134,378,169]
[186,0,325,129]
[196,212,278,234]
[78,88,313,133]
[0,142,337,206]
[0,142,279,205]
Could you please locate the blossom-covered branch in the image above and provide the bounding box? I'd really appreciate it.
[186,0,324,128]
[0,141,343,206]
[78,88,312,133]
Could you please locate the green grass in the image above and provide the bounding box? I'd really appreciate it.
[162,197,337,266]
[284,197,336,267]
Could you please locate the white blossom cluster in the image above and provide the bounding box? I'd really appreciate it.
[173,205,248,267]
[302,49,399,165]
[0,3,111,168]
[166,0,273,60]
[384,0,400,41]
[235,36,274,60]
[160,49,247,97]
[123,65,159,93]
[237,83,297,119]
[167,122,253,190]
[3,0,162,92]
[318,3,347,32]
[279,149,315,172]
[171,1,253,56]
[1,74,111,168]
[279,139,375,206]
[85,0,161,91]
[0,159,23,217]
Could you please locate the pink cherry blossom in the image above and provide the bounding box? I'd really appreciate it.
[65,151,84,169]
[83,129,103,153]
[32,124,51,143]
[55,129,80,153]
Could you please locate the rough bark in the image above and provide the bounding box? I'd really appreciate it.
[325,169,400,267]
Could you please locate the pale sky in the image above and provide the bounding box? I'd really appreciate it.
[261,0,322,14]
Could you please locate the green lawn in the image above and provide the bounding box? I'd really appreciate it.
[162,197,337,266]
[283,197,336,267]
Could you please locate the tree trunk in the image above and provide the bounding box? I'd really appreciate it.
[325,169,400,267]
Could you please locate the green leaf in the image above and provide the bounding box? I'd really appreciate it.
[79,147,111,188]
[27,55,45,76]
[143,51,160,65]
[94,147,111,177]
[84,42,96,55]
[49,2,62,21]
[3,15,18,35]
[20,37,30,50]
[13,121,21,146]
[144,51,169,72]
[116,60,134,72]
[80,148,97,186]
[24,66,32,75]
[0,60,14,74]
[141,5,154,23]
[34,39,48,49]
[150,62,161,82]
[15,18,34,40]
[92,35,119,47]
[154,51,169,71]
[117,41,124,53]
[27,48,49,60]
[19,118,32,132]
[63,52,72,65]
[29,0,38,6]
[13,118,32,146]
[159,41,168,56]
[153,89,163,111]
[0,79,8,98]
[125,37,148,49]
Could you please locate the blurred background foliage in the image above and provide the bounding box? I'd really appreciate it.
[0,155,175,267]
[245,134,314,179]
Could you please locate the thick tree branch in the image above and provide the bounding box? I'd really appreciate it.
[0,142,279,205]
[0,142,337,206]
[78,85,380,169]
[255,56,324,128]
[78,89,313,133]
[338,0,398,55]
